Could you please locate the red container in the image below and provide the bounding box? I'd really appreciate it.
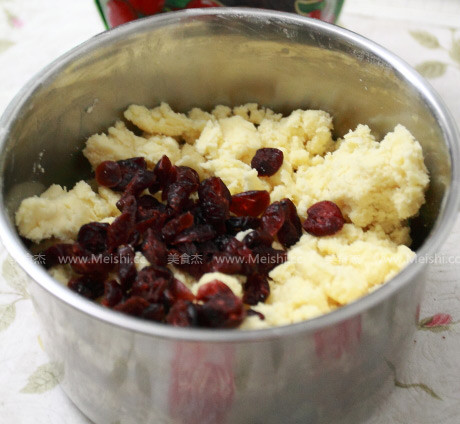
[95,0,345,28]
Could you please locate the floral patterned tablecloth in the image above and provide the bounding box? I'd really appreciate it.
[0,1,459,423]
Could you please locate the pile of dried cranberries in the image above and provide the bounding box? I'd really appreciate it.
[42,148,344,328]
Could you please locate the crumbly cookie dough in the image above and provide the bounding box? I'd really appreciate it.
[15,103,429,329]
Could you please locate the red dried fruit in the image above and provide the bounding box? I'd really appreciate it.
[247,309,265,320]
[117,245,137,291]
[107,195,137,249]
[277,198,302,248]
[252,245,287,274]
[123,169,157,198]
[243,274,270,305]
[243,230,273,248]
[68,244,112,276]
[165,278,195,303]
[172,224,216,245]
[197,288,246,329]
[101,280,123,307]
[261,201,286,236]
[107,0,138,27]
[166,300,198,327]
[68,275,104,300]
[42,243,74,268]
[142,303,166,322]
[196,280,234,302]
[261,198,302,248]
[114,296,150,316]
[303,200,345,236]
[136,209,169,234]
[77,222,109,254]
[198,177,231,233]
[209,253,242,275]
[95,161,122,188]
[230,190,270,217]
[132,272,170,304]
[141,228,168,266]
[176,166,200,190]
[225,216,261,235]
[166,183,193,212]
[153,155,176,191]
[161,212,194,243]
[114,157,147,192]
[128,0,165,15]
[251,148,284,176]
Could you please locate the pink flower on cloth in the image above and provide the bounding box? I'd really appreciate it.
[418,313,453,331]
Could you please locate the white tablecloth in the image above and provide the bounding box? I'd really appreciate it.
[1,1,459,423]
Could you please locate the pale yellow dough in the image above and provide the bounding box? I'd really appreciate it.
[15,103,429,329]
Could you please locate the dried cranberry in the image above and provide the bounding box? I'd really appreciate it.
[214,234,234,251]
[123,169,156,198]
[117,245,137,291]
[101,280,123,307]
[69,244,112,276]
[114,157,147,192]
[303,201,345,236]
[224,238,256,275]
[114,296,150,316]
[165,278,195,303]
[247,309,265,320]
[243,274,270,305]
[196,280,234,302]
[166,183,192,212]
[132,269,170,303]
[77,222,109,254]
[261,201,286,236]
[161,212,194,243]
[277,199,302,248]
[141,229,168,266]
[209,253,243,275]
[176,166,200,191]
[251,148,284,176]
[261,198,302,248]
[153,155,176,192]
[252,245,287,274]
[107,196,137,249]
[172,224,216,245]
[68,275,104,300]
[95,161,122,188]
[225,216,261,235]
[142,303,166,322]
[42,243,73,268]
[230,190,270,217]
[166,300,198,327]
[198,177,231,233]
[197,288,246,329]
[243,230,273,248]
[136,209,169,234]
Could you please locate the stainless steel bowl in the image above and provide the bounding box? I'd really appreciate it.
[0,9,459,424]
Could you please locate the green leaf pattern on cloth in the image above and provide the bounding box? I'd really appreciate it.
[386,360,442,400]
[449,36,460,64]
[410,30,441,49]
[411,28,460,79]
[20,362,64,394]
[415,61,447,78]
[0,256,29,331]
[0,302,16,332]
